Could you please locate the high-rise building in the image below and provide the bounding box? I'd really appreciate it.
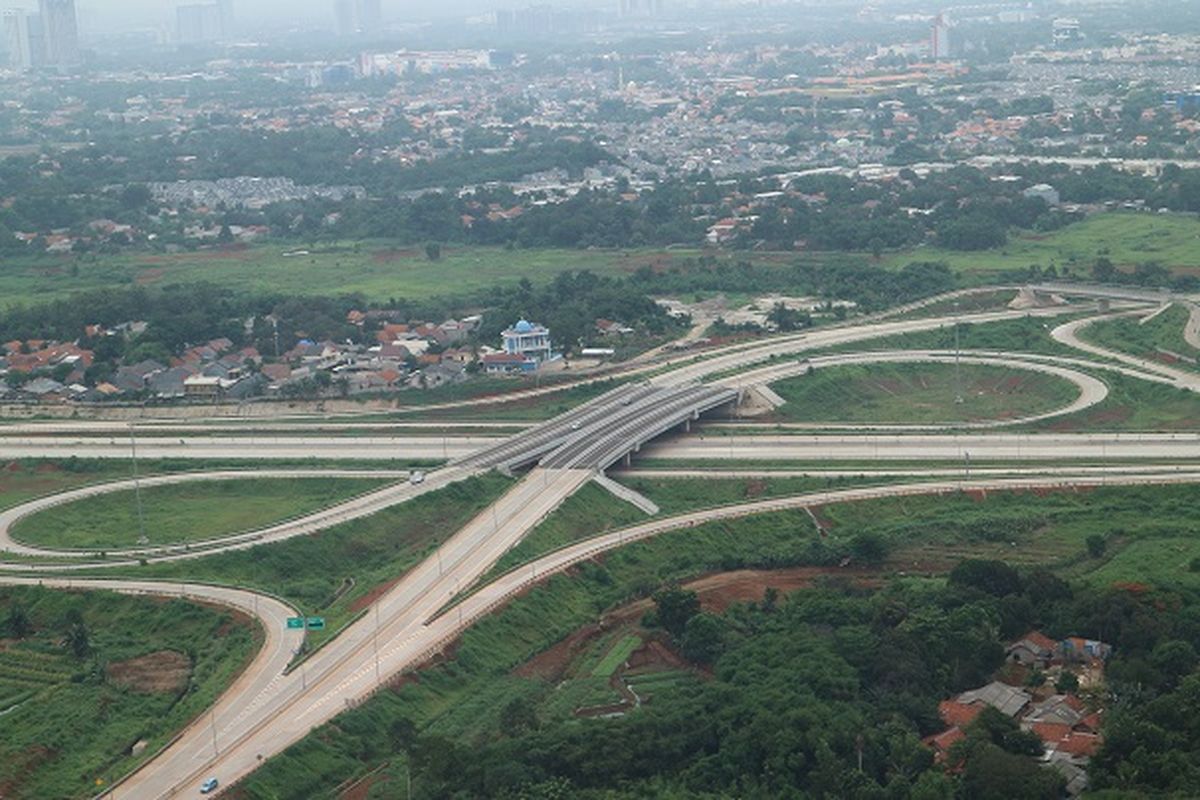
[216,0,235,37]
[3,9,32,70]
[177,3,222,43]
[334,0,383,36]
[38,0,78,68]
[931,13,952,60]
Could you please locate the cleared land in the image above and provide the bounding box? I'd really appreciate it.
[9,477,389,550]
[768,362,1080,424]
[0,585,257,800]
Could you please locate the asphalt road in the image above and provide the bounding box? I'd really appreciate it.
[644,432,1200,461]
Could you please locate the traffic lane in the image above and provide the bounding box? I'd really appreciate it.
[0,435,499,461]
[642,433,1200,461]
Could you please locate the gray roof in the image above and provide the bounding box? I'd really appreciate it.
[956,681,1032,718]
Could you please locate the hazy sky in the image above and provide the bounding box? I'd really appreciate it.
[27,0,515,28]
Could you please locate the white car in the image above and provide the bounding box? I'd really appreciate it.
[200,778,219,794]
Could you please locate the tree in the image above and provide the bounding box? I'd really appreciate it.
[425,241,443,261]
[1086,534,1107,558]
[652,586,700,638]
[1092,256,1117,283]
[850,532,889,565]
[949,559,1023,597]
[217,224,234,244]
[680,613,725,664]
[5,604,32,638]
[66,622,90,659]
[1055,671,1079,693]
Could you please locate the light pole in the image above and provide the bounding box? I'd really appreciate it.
[128,423,148,547]
[953,301,964,406]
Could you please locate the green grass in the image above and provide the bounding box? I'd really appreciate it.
[880,212,1200,275]
[0,585,257,800]
[5,212,1197,309]
[591,634,642,678]
[1029,370,1200,432]
[1082,304,1200,371]
[820,313,1088,358]
[10,477,389,551]
[93,473,514,648]
[479,475,868,586]
[768,362,1079,424]
[0,243,712,307]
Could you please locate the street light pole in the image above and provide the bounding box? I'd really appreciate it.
[129,424,147,546]
[953,302,964,406]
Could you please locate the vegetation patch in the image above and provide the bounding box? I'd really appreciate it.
[10,477,389,550]
[1082,304,1200,372]
[0,586,257,800]
[769,362,1080,424]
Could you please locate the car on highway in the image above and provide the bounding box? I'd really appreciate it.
[201,777,219,794]
[409,471,425,485]
[570,422,582,430]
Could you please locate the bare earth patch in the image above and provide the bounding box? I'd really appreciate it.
[107,650,191,694]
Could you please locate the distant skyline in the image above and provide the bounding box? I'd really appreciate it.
[2,0,561,31]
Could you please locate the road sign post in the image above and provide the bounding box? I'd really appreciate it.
[306,617,326,630]
[286,617,305,629]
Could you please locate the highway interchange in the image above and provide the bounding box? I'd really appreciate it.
[2,282,1200,798]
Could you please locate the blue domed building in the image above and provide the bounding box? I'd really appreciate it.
[488,318,555,374]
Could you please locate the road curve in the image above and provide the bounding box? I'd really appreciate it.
[719,349,1110,429]
[0,575,304,800]
[0,467,478,568]
[1051,310,1200,392]
[0,469,408,559]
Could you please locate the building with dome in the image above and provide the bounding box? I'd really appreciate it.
[485,319,555,374]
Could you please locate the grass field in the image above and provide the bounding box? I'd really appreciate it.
[1031,371,1200,432]
[4,212,1199,309]
[0,242,713,307]
[769,362,1080,424]
[881,212,1200,275]
[9,477,389,550]
[1082,304,1200,372]
[99,473,514,647]
[0,585,257,799]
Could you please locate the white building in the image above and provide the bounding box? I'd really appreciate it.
[501,319,553,364]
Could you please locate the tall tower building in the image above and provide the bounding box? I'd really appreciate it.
[38,0,78,67]
[931,13,952,60]
[334,0,383,35]
[3,9,32,70]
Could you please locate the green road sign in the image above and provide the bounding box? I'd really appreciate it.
[306,617,326,630]
[286,617,305,629]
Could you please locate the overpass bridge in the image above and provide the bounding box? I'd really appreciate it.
[454,382,738,472]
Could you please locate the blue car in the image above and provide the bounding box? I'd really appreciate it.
[200,778,219,794]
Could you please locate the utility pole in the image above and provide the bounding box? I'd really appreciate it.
[129,423,148,546]
[953,301,964,405]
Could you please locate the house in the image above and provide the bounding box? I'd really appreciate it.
[183,375,225,399]
[596,318,634,337]
[482,352,537,374]
[1007,631,1058,667]
[500,319,553,366]
[955,681,1031,718]
[1060,637,1112,664]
